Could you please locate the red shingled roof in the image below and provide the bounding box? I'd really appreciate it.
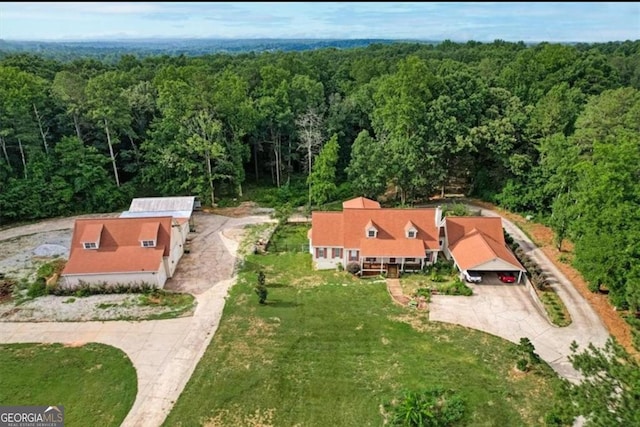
[62,217,172,275]
[445,217,524,271]
[310,197,439,256]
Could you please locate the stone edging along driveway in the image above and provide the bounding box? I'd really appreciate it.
[429,205,610,383]
[0,213,276,427]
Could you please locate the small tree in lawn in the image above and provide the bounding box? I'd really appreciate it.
[514,337,541,372]
[254,271,268,304]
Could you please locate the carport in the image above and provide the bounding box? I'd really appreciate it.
[443,217,526,283]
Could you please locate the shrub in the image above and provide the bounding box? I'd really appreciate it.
[27,278,47,298]
[441,279,473,296]
[254,270,268,304]
[503,230,514,245]
[416,287,432,299]
[385,387,466,427]
[346,262,361,275]
[51,281,156,297]
[516,358,529,372]
[429,271,445,283]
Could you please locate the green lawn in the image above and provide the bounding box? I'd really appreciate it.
[0,343,137,427]
[267,223,310,253]
[164,252,565,426]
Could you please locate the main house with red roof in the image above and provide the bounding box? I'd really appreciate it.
[309,197,445,277]
[309,197,525,282]
[61,216,185,288]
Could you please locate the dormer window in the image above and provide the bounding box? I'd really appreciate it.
[404,221,417,239]
[80,223,103,250]
[139,222,160,248]
[83,242,98,250]
[365,219,378,238]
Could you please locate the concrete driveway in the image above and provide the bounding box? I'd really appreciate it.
[430,205,610,382]
[0,212,276,427]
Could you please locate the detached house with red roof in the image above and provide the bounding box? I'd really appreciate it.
[309,197,525,282]
[61,216,184,288]
[308,197,444,277]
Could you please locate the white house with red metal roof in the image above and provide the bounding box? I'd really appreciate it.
[61,216,184,288]
[308,197,444,277]
[309,197,525,281]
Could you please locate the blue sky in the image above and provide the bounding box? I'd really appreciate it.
[1,2,638,42]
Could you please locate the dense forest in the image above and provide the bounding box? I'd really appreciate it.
[0,39,639,317]
[0,38,409,62]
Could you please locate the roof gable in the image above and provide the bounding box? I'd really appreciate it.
[342,197,381,209]
[446,219,524,271]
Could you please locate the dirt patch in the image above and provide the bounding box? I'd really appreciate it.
[206,201,274,218]
[204,406,276,427]
[469,198,637,358]
[388,312,434,333]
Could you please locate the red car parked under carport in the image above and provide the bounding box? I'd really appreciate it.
[497,272,517,283]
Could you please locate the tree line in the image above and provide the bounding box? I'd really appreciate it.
[0,39,639,315]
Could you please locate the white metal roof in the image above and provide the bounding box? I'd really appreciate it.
[127,197,195,215]
[120,210,192,219]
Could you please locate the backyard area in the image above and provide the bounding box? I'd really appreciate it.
[164,228,566,426]
[0,342,137,427]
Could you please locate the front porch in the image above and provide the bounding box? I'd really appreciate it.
[360,254,437,278]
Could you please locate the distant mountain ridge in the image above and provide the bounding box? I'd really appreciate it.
[0,38,438,60]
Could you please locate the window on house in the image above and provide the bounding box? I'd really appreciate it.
[316,248,327,258]
[365,257,376,262]
[141,240,156,248]
[407,230,416,238]
[332,248,342,258]
[349,250,359,261]
[83,242,97,250]
[405,258,416,263]
[367,229,376,238]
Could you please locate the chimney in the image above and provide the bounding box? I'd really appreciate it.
[435,206,442,228]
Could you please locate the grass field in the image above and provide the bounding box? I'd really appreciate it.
[0,343,137,427]
[164,251,565,426]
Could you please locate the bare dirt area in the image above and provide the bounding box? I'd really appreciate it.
[468,198,637,358]
[206,201,274,218]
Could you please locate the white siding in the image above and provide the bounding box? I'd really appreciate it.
[165,224,185,277]
[312,246,344,270]
[61,269,166,289]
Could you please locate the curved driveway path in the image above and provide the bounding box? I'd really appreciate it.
[429,204,610,382]
[0,213,276,427]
